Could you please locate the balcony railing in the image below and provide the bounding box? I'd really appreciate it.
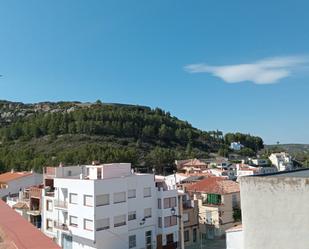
[54,221,69,231]
[54,200,68,209]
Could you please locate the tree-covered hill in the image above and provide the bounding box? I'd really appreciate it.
[0,100,264,173]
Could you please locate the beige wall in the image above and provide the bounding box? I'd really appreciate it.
[197,192,241,238]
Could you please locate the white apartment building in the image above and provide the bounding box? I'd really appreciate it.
[41,163,179,249]
[230,142,244,151]
[269,152,293,171]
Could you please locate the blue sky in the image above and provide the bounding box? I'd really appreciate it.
[0,0,308,144]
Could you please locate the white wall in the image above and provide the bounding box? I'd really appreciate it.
[241,174,309,249]
[226,229,243,249]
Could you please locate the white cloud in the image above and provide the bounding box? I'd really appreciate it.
[184,56,308,84]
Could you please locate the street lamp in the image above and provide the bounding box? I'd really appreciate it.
[171,207,180,218]
[171,205,184,249]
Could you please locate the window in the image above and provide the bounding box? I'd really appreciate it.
[69,216,78,227]
[157,199,161,209]
[46,219,53,231]
[114,192,126,204]
[84,195,93,207]
[164,216,177,227]
[114,214,126,227]
[164,197,177,209]
[97,168,102,179]
[158,217,162,228]
[232,194,238,208]
[46,200,53,211]
[96,218,110,231]
[144,208,152,218]
[96,194,109,206]
[84,219,93,231]
[129,235,136,248]
[128,211,136,221]
[193,228,197,242]
[145,230,152,249]
[166,233,174,244]
[128,189,136,199]
[203,194,221,205]
[143,187,151,198]
[183,213,189,223]
[69,193,78,204]
[184,230,189,242]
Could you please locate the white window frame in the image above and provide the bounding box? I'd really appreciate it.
[84,195,93,207]
[69,215,78,227]
[84,219,93,231]
[69,193,78,205]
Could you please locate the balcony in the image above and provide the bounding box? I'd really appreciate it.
[54,221,69,231]
[54,200,68,209]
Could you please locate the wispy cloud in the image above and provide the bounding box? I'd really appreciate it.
[184,56,309,84]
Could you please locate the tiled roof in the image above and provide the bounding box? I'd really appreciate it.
[0,172,33,183]
[183,158,208,167]
[186,177,240,194]
[0,200,60,249]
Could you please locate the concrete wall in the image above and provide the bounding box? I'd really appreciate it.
[240,175,309,249]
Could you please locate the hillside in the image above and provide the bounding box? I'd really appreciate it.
[0,100,219,173]
[0,100,264,173]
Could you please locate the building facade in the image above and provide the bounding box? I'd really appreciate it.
[186,177,241,240]
[41,163,179,249]
[0,170,43,198]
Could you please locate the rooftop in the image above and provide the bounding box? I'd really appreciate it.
[186,177,240,194]
[0,200,60,249]
[0,171,33,184]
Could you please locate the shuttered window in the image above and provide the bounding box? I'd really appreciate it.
[164,216,177,227]
[143,187,151,198]
[114,215,126,227]
[84,219,93,231]
[128,189,136,199]
[96,194,109,206]
[114,192,126,204]
[96,218,110,231]
[144,208,152,218]
[128,211,136,221]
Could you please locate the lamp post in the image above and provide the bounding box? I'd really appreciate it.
[171,201,184,249]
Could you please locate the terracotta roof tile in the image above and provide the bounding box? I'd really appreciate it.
[0,200,60,249]
[186,177,240,194]
[0,172,33,183]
